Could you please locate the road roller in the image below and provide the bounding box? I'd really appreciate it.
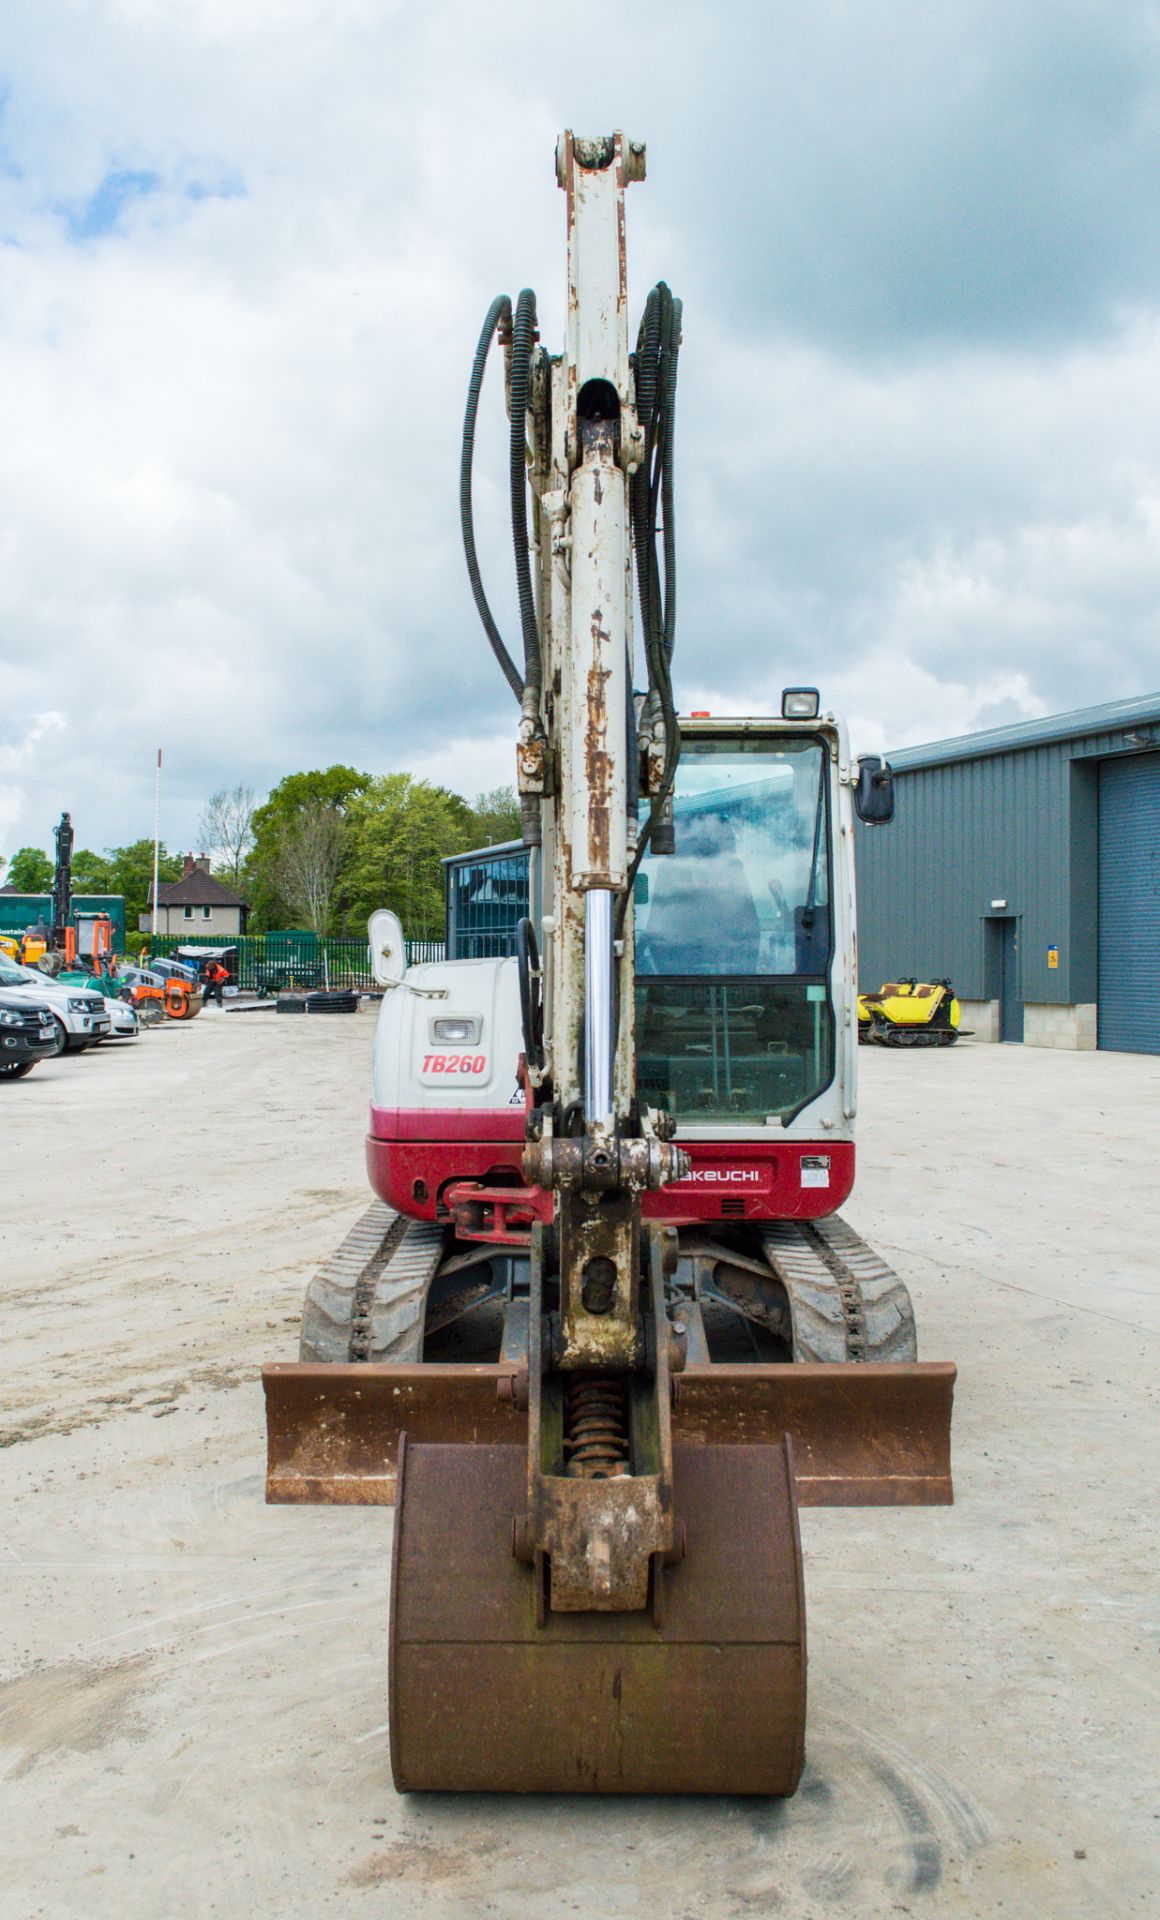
[263,130,956,1795]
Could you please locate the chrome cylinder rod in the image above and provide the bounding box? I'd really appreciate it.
[584,888,615,1128]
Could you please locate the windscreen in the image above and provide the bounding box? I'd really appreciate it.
[633,733,834,1125]
[634,737,829,976]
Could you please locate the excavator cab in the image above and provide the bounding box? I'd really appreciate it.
[635,722,839,1128]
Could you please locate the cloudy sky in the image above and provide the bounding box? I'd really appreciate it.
[2,0,1160,859]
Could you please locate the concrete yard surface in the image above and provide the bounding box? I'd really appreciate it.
[1,1012,1157,1919]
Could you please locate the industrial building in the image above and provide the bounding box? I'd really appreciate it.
[855,694,1160,1054]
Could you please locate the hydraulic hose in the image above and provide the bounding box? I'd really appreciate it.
[462,274,680,913]
[631,287,662,648]
[660,297,682,659]
[516,916,544,1072]
[618,281,682,934]
[460,295,524,701]
[509,288,542,701]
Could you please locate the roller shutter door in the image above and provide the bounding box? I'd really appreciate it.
[1098,753,1160,1053]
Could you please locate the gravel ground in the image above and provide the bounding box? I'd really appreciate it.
[0,1011,1157,1919]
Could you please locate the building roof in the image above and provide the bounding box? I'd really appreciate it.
[888,692,1160,773]
[149,870,248,908]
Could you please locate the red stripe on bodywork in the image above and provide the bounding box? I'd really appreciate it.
[369,1105,523,1143]
[366,1110,855,1227]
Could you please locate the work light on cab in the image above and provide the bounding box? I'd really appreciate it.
[782,687,821,719]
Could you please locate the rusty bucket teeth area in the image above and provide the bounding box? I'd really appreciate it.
[388,1438,806,1796]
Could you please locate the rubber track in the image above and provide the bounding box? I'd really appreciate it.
[759,1215,917,1364]
[300,1203,400,1362]
[298,1203,445,1364]
[349,1217,446,1362]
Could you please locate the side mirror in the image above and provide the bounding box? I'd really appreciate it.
[855,755,895,825]
[368,908,406,987]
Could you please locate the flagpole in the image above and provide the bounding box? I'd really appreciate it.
[151,749,162,941]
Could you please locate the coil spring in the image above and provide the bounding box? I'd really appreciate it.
[563,1375,629,1479]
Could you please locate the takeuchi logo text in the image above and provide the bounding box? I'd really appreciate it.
[676,1168,761,1184]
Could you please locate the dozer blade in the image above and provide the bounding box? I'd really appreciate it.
[389,1436,805,1795]
[263,1359,955,1508]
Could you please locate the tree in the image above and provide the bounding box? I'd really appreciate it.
[248,766,370,932]
[198,785,257,884]
[72,849,115,893]
[251,766,370,845]
[343,774,477,940]
[269,800,347,936]
[105,840,182,934]
[4,847,53,892]
[471,785,522,847]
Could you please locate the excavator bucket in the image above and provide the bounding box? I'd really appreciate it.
[262,1359,956,1509]
[264,1357,951,1793]
[389,1436,805,1795]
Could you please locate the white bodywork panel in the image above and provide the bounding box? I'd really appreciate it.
[372,958,525,1115]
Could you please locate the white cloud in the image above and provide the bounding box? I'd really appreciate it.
[0,1,1158,866]
[0,710,67,849]
[407,729,517,810]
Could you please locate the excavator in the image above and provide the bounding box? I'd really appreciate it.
[263,133,956,1796]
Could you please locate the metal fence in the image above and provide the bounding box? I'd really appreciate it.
[132,931,445,990]
[444,842,530,959]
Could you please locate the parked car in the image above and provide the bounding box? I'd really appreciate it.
[0,953,112,1051]
[95,997,139,1041]
[0,988,59,1079]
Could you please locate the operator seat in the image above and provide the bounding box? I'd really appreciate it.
[641,814,760,973]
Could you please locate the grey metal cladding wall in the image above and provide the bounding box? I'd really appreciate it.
[1097,752,1160,1053]
[855,742,1074,1000]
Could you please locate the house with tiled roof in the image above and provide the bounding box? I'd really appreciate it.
[143,855,250,936]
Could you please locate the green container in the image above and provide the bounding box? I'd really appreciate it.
[0,893,51,935]
[0,892,126,949]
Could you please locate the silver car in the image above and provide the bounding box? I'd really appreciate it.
[95,996,139,1041]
